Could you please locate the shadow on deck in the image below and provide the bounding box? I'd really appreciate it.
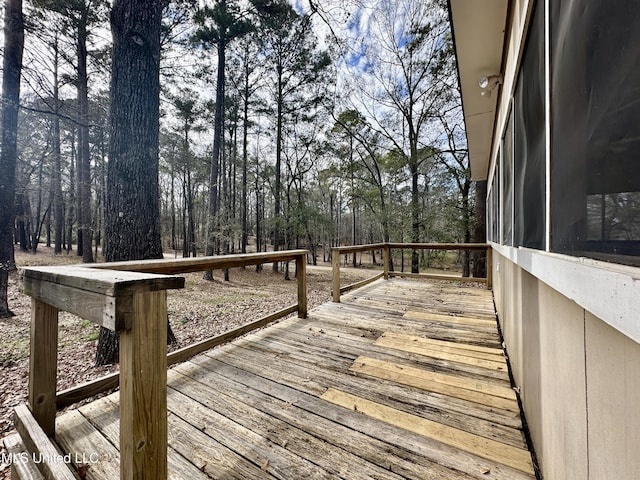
[56,278,535,480]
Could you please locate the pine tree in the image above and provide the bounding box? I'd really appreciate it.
[0,0,24,318]
[96,0,165,365]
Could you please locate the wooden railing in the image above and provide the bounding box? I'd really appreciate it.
[16,249,308,480]
[332,242,492,302]
[54,250,308,409]
[20,266,184,479]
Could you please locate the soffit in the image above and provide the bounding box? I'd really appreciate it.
[449,0,508,180]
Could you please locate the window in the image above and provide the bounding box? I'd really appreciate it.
[513,0,545,250]
[488,163,500,243]
[551,1,640,265]
[502,111,514,246]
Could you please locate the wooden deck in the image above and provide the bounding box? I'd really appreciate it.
[55,278,536,480]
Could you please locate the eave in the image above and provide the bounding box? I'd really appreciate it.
[449,0,509,181]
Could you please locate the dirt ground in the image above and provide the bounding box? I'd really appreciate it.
[0,247,373,477]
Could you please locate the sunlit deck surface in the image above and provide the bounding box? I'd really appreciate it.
[55,278,536,479]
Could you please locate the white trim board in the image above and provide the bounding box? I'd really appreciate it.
[491,243,640,345]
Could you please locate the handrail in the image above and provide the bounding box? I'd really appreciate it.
[85,249,309,274]
[18,249,309,480]
[54,251,308,410]
[385,242,490,250]
[331,242,492,302]
[21,266,184,479]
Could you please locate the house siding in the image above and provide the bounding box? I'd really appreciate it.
[493,250,640,479]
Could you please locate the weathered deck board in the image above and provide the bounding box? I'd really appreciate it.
[55,278,536,480]
[210,338,525,448]
[321,388,532,473]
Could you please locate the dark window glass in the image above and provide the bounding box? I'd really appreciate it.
[551,1,640,265]
[502,112,513,246]
[514,0,545,249]
[487,188,493,242]
[494,160,500,242]
[488,171,498,242]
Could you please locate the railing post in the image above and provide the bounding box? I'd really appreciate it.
[332,249,341,303]
[296,253,307,318]
[486,245,493,290]
[383,244,390,280]
[119,290,168,480]
[28,299,59,437]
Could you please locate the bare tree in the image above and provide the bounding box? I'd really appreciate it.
[344,0,454,273]
[255,0,331,271]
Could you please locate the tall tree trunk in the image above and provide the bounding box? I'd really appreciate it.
[16,192,28,251]
[410,158,420,273]
[472,180,488,278]
[0,0,23,317]
[231,120,237,242]
[461,180,471,277]
[76,127,83,256]
[170,162,176,252]
[31,159,44,253]
[45,160,52,248]
[45,208,51,247]
[66,137,76,253]
[255,154,262,272]
[181,117,196,258]
[222,123,231,281]
[350,136,356,267]
[98,0,166,366]
[93,135,106,260]
[187,171,196,257]
[77,11,94,263]
[329,191,335,257]
[241,67,249,253]
[53,91,63,254]
[203,34,225,280]
[181,175,188,257]
[46,147,54,248]
[273,64,283,273]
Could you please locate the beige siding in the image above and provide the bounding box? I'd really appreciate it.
[493,251,640,480]
[534,281,587,480]
[585,313,640,479]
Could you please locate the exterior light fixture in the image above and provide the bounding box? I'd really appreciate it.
[479,74,503,97]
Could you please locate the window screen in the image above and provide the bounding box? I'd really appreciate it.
[502,112,513,246]
[551,1,640,265]
[493,158,500,242]
[488,167,499,243]
[514,0,545,250]
[487,187,493,242]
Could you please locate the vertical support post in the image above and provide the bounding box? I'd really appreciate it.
[383,244,390,280]
[28,299,59,437]
[119,291,168,480]
[296,253,307,318]
[332,249,341,303]
[486,246,493,290]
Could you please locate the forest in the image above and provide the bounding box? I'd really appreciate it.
[0,0,484,319]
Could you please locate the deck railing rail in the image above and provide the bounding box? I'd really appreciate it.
[15,249,308,480]
[331,242,492,302]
